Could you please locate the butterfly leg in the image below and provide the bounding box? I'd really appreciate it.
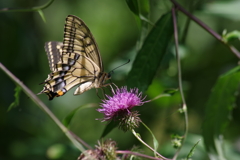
[95,88,106,100]
[101,88,107,100]
[95,88,101,99]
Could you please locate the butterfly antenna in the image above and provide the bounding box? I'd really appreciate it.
[108,59,130,76]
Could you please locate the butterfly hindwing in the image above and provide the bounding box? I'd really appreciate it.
[44,41,63,72]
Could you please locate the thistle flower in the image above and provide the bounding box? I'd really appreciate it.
[97,86,149,131]
[78,139,119,160]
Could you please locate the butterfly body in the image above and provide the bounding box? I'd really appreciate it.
[39,15,110,100]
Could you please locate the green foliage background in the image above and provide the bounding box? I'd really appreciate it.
[0,0,240,160]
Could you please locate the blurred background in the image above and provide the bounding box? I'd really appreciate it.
[0,0,240,160]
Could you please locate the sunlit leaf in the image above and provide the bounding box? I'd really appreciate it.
[62,103,98,127]
[8,86,21,112]
[222,30,240,43]
[202,66,240,160]
[127,12,173,92]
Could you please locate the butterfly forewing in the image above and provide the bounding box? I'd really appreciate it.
[62,15,103,71]
[39,15,110,100]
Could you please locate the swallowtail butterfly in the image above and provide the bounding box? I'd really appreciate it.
[39,15,111,100]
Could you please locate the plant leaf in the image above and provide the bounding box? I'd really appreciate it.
[62,103,98,127]
[125,0,149,17]
[222,30,240,42]
[125,0,151,47]
[125,0,140,16]
[38,9,46,23]
[127,12,173,92]
[8,85,21,112]
[187,139,201,159]
[101,120,119,138]
[202,66,240,160]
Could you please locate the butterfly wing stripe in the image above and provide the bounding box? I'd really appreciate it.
[48,70,95,88]
[52,71,71,77]
[45,65,96,92]
[44,41,63,71]
[44,54,99,84]
[62,15,103,71]
[54,77,95,94]
[58,54,100,75]
[46,73,95,93]
[49,70,95,87]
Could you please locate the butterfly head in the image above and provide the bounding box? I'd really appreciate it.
[107,72,112,79]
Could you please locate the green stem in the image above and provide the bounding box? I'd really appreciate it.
[0,62,85,152]
[132,129,171,160]
[0,0,54,12]
[150,93,171,101]
[171,6,188,160]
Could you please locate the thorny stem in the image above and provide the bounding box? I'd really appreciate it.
[0,63,87,151]
[0,0,54,12]
[170,0,240,59]
[171,6,188,160]
[132,129,171,160]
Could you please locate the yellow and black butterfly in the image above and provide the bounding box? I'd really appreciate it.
[39,15,111,100]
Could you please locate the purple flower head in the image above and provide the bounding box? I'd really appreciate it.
[97,86,149,122]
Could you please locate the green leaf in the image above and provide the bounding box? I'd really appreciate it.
[38,9,46,23]
[222,30,240,43]
[101,120,119,138]
[8,86,22,111]
[202,66,240,160]
[127,12,173,92]
[125,0,140,16]
[186,140,200,159]
[62,103,98,127]
[125,0,149,17]
[125,0,151,42]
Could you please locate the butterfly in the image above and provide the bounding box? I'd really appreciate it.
[39,15,111,100]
